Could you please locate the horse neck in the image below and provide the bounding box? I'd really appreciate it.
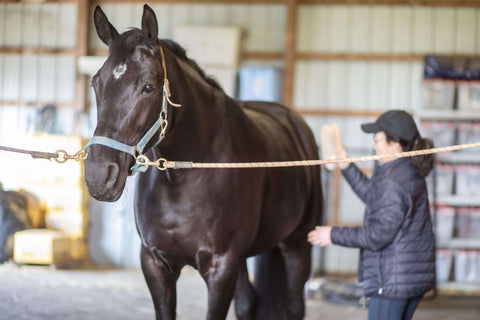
[158,52,236,159]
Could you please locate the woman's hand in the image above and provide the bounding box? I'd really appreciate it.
[308,226,332,246]
[337,148,349,170]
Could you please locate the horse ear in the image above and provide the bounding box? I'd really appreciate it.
[141,4,158,45]
[94,6,119,46]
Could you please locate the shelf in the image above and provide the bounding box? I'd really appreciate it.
[437,153,480,164]
[417,110,480,121]
[437,282,480,295]
[297,109,382,117]
[296,52,424,62]
[436,194,480,207]
[437,238,480,250]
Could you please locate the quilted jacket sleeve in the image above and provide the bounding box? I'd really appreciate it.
[341,163,371,204]
[330,177,407,252]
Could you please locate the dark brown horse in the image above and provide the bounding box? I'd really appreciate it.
[84,5,322,320]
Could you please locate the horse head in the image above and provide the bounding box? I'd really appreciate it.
[85,5,172,201]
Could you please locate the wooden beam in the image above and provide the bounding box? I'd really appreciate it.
[0,47,77,55]
[242,51,283,60]
[297,52,425,62]
[283,0,297,108]
[0,100,76,108]
[7,0,79,3]
[297,109,383,117]
[298,0,480,6]
[74,0,89,111]
[90,0,284,4]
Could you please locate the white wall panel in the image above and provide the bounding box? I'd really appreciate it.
[0,5,4,46]
[88,4,285,53]
[247,5,269,51]
[37,55,56,102]
[327,61,349,109]
[350,6,370,53]
[58,4,77,48]
[151,4,171,39]
[171,4,189,28]
[22,4,41,48]
[370,6,391,53]
[412,7,434,53]
[56,56,76,102]
[2,55,21,101]
[456,8,477,54]
[20,55,39,102]
[390,62,411,110]
[270,5,286,52]
[433,8,455,53]
[40,4,59,48]
[329,7,350,52]
[368,62,391,110]
[296,6,313,52]
[477,9,480,54]
[391,7,412,53]
[4,4,22,47]
[348,62,369,109]
[409,62,424,110]
[0,56,3,100]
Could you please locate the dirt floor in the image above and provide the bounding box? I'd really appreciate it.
[0,263,479,320]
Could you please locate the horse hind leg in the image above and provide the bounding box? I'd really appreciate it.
[140,245,181,320]
[234,260,257,320]
[279,238,312,320]
[253,247,289,320]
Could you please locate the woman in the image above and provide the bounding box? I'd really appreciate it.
[308,110,436,320]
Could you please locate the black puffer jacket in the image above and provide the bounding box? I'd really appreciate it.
[330,158,435,299]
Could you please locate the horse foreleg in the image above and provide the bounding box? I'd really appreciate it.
[198,253,239,320]
[280,240,311,320]
[141,245,181,320]
[234,260,257,320]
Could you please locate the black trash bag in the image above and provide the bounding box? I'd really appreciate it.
[0,185,32,263]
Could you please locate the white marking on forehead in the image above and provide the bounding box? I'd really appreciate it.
[113,63,127,80]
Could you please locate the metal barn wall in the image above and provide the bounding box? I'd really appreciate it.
[1,3,480,270]
[88,3,286,53]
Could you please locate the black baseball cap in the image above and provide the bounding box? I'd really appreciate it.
[361,110,419,142]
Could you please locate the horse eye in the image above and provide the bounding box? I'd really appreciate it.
[143,83,155,94]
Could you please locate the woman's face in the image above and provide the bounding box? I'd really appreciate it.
[371,131,401,164]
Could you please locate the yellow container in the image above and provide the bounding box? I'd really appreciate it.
[13,229,72,265]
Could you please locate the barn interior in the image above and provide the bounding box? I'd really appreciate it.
[1,1,480,319]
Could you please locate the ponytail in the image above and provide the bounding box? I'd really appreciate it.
[412,137,435,178]
[385,132,435,178]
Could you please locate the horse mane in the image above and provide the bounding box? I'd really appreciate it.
[160,39,224,91]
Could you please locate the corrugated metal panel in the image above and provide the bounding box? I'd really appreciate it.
[88,4,286,53]
[0,4,77,105]
[350,6,370,53]
[456,8,477,54]
[298,6,479,54]
[294,60,424,111]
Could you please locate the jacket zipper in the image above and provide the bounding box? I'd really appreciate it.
[378,252,384,295]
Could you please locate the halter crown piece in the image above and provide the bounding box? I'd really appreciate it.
[84,47,181,173]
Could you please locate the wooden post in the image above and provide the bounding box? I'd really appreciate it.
[283,0,297,108]
[75,0,89,111]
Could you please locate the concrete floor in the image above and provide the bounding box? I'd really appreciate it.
[0,263,479,320]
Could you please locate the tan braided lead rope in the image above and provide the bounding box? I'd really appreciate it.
[153,142,480,170]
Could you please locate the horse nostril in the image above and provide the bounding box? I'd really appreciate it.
[105,162,120,189]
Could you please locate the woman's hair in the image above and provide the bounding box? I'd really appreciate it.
[385,131,435,177]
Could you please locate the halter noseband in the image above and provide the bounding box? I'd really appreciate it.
[84,46,181,173]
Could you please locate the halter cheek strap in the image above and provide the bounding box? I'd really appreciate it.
[84,47,181,173]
